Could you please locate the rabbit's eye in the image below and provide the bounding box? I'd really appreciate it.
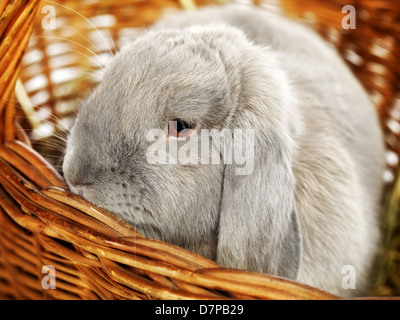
[168,119,197,138]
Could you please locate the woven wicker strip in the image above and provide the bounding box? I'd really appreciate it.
[0,0,399,300]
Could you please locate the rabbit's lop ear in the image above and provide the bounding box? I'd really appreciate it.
[216,44,302,280]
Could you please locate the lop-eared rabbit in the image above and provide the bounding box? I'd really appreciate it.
[63,6,386,297]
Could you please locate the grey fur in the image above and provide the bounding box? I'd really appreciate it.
[63,5,385,297]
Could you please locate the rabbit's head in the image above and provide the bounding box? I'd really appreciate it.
[63,25,302,279]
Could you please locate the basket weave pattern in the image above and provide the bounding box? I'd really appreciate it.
[0,0,399,299]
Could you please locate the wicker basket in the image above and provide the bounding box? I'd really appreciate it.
[0,0,399,300]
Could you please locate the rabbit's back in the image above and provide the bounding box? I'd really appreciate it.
[231,7,385,296]
[155,6,384,193]
[153,6,386,296]
[229,7,385,296]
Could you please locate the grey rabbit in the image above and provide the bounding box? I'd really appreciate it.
[63,5,386,297]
